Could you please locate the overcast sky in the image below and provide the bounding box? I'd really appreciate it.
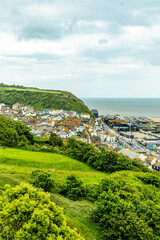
[0,0,160,98]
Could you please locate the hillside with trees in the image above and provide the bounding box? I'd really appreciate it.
[1,146,160,239]
[1,118,160,239]
[0,115,33,147]
[0,83,90,113]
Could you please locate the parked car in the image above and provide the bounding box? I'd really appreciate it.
[0,146,5,149]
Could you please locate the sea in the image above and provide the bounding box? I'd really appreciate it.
[82,98,160,118]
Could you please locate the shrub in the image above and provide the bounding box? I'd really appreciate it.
[65,138,142,173]
[90,191,156,240]
[31,170,55,192]
[0,115,33,147]
[132,160,151,173]
[49,133,63,147]
[84,184,100,202]
[60,175,85,201]
[136,172,160,188]
[0,183,84,240]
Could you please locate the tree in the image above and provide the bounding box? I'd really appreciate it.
[60,175,85,201]
[90,191,156,240]
[0,183,84,240]
[32,170,55,192]
[49,133,63,147]
[0,115,33,147]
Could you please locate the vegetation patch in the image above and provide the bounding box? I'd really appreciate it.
[0,83,90,113]
[0,115,33,147]
[0,183,84,239]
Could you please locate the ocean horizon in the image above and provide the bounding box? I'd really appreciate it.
[82,98,160,117]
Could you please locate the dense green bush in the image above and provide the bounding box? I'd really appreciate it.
[31,170,55,192]
[84,184,100,202]
[34,137,50,145]
[90,191,156,240]
[131,160,151,173]
[90,174,160,240]
[60,175,85,201]
[0,115,33,147]
[49,133,63,147]
[0,183,84,240]
[136,172,160,188]
[21,136,152,176]
[64,138,150,173]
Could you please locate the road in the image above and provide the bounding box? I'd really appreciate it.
[103,122,152,153]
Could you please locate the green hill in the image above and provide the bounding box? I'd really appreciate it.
[0,148,106,186]
[0,115,33,147]
[1,148,160,239]
[0,83,90,113]
[0,148,106,240]
[1,118,160,239]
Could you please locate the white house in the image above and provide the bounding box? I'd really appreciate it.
[0,103,5,111]
[118,149,147,162]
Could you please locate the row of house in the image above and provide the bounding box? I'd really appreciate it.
[0,102,119,146]
[118,148,160,171]
[1,102,160,172]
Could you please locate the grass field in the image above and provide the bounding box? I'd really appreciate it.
[0,148,107,239]
[0,84,90,113]
[0,87,62,94]
[0,148,106,186]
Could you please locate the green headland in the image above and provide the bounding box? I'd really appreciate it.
[0,83,90,113]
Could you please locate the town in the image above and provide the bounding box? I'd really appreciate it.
[1,102,160,171]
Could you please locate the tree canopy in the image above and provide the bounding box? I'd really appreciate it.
[65,138,150,173]
[90,174,160,240]
[0,115,33,147]
[49,133,63,147]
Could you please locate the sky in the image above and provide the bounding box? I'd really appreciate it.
[0,0,160,98]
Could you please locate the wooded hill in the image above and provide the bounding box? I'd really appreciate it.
[0,115,33,147]
[0,83,90,113]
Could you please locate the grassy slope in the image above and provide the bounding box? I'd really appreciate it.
[0,84,90,113]
[1,148,159,239]
[0,148,106,239]
[0,148,106,185]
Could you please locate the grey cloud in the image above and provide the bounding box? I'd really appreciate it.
[82,36,160,66]
[98,39,108,45]
[1,0,160,41]
[2,53,61,62]
[72,21,124,36]
[83,47,129,62]
[132,48,160,66]
[16,20,73,40]
[0,0,160,67]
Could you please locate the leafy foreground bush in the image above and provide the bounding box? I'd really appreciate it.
[90,191,156,240]
[136,172,160,188]
[90,175,160,240]
[0,183,84,240]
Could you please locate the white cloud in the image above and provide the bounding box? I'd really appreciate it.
[0,0,160,97]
